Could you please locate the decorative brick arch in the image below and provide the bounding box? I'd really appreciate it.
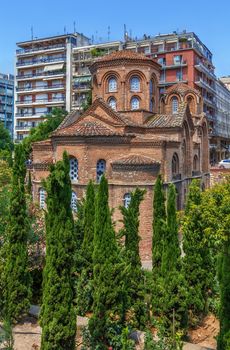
[101,70,121,95]
[185,93,197,114]
[182,120,192,175]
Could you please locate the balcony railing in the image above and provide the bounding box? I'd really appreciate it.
[195,78,216,93]
[15,112,50,118]
[160,61,187,69]
[195,61,216,79]
[16,70,65,79]
[17,56,66,67]
[16,97,65,104]
[16,84,65,92]
[16,44,65,55]
[15,125,33,130]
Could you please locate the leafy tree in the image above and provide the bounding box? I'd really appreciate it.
[120,188,146,328]
[40,152,76,350]
[22,108,66,157]
[2,144,31,321]
[88,176,127,349]
[0,122,13,165]
[76,181,95,315]
[82,89,92,112]
[182,180,214,324]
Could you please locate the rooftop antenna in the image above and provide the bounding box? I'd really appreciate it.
[73,21,76,34]
[31,26,34,40]
[108,26,111,42]
[124,24,127,41]
[64,26,66,34]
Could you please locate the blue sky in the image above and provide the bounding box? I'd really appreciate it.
[0,0,229,77]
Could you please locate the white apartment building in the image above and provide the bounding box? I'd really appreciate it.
[14,33,89,141]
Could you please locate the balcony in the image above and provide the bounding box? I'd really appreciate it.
[159,79,188,86]
[16,97,65,106]
[16,44,66,55]
[15,112,50,118]
[195,78,216,94]
[16,56,66,67]
[16,84,65,92]
[160,61,187,69]
[15,125,32,130]
[195,61,216,80]
[16,70,65,80]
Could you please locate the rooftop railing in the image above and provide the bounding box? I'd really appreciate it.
[16,43,66,54]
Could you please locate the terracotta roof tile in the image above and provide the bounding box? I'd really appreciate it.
[166,83,201,96]
[53,120,123,137]
[147,103,187,128]
[112,154,160,166]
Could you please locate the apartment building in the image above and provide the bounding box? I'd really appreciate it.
[212,79,230,161]
[72,41,123,109]
[220,76,230,91]
[14,33,89,141]
[0,73,14,135]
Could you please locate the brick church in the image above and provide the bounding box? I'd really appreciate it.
[31,50,210,261]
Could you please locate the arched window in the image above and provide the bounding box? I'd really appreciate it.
[96,159,106,183]
[69,158,78,181]
[124,193,131,208]
[193,155,199,171]
[39,188,46,209]
[150,98,155,112]
[130,76,140,92]
[186,95,195,114]
[108,77,117,92]
[172,153,180,177]
[131,96,140,110]
[172,96,179,114]
[108,97,117,111]
[71,191,77,212]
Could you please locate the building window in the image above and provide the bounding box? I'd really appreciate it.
[176,70,183,81]
[150,98,155,112]
[69,158,78,181]
[158,57,166,66]
[131,97,140,110]
[39,188,46,209]
[130,76,140,92]
[108,97,117,111]
[96,159,106,183]
[71,191,77,212]
[174,55,182,65]
[124,193,131,208]
[172,96,179,114]
[172,153,180,177]
[108,77,117,92]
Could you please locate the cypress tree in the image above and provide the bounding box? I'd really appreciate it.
[217,240,230,350]
[152,175,166,273]
[76,180,95,315]
[27,171,32,195]
[152,175,167,316]
[3,143,31,321]
[120,188,146,328]
[160,184,188,331]
[88,176,126,349]
[182,180,213,323]
[40,151,76,350]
